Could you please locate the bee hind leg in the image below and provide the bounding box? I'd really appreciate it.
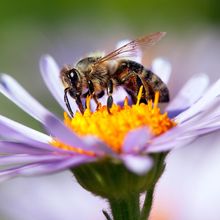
[124,76,149,104]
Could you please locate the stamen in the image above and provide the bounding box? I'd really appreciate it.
[124,96,129,107]
[52,91,176,154]
[86,95,92,112]
[51,138,95,156]
[153,91,159,109]
[136,85,143,105]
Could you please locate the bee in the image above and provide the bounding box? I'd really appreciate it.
[60,32,169,117]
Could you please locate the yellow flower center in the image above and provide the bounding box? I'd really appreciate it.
[52,87,176,154]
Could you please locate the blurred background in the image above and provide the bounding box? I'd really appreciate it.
[0,0,220,219]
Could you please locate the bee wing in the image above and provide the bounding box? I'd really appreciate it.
[94,32,166,65]
[115,39,142,63]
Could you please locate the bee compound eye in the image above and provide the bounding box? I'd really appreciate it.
[69,69,79,82]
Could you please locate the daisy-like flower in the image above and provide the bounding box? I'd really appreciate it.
[1,52,220,220]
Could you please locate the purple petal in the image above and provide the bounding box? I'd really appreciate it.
[146,126,187,153]
[39,55,77,114]
[122,127,151,153]
[0,141,52,154]
[83,136,116,156]
[0,155,94,181]
[43,114,113,155]
[0,115,51,143]
[175,98,220,138]
[148,137,196,153]
[121,155,153,175]
[0,154,69,166]
[147,88,220,153]
[147,102,220,152]
[0,74,51,123]
[148,114,212,152]
[166,73,209,116]
[0,115,65,153]
[0,137,72,155]
[176,78,220,123]
[167,108,189,119]
[151,58,171,84]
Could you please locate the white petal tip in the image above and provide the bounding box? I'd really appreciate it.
[39,54,55,70]
[123,155,153,175]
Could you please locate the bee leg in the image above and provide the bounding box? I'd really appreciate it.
[125,89,137,104]
[75,96,84,114]
[82,89,104,99]
[97,90,105,98]
[64,88,74,117]
[124,76,147,104]
[82,90,89,98]
[137,76,154,103]
[136,76,149,104]
[68,89,85,114]
[88,80,101,110]
[107,79,114,114]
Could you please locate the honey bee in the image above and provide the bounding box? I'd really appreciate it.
[60,32,169,117]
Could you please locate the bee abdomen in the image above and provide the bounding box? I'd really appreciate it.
[142,69,169,102]
[115,60,169,103]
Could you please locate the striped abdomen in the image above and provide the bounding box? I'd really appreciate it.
[114,60,169,103]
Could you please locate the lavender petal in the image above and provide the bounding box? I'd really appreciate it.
[166,73,209,117]
[175,98,220,138]
[0,115,51,143]
[148,137,196,153]
[0,154,70,166]
[0,141,52,154]
[0,155,94,181]
[146,126,186,153]
[0,115,67,153]
[83,136,116,156]
[176,78,220,123]
[121,155,153,175]
[0,74,52,123]
[40,55,77,114]
[43,114,113,155]
[122,127,151,153]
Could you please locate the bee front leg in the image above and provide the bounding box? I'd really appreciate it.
[107,79,114,114]
[64,88,74,117]
[75,96,85,114]
[68,89,85,114]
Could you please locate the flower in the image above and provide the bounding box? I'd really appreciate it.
[1,55,219,180]
[1,52,220,219]
[0,56,169,179]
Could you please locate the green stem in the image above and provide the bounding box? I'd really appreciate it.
[108,193,140,220]
[139,153,166,220]
[140,186,155,220]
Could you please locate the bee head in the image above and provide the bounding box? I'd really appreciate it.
[61,67,82,98]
